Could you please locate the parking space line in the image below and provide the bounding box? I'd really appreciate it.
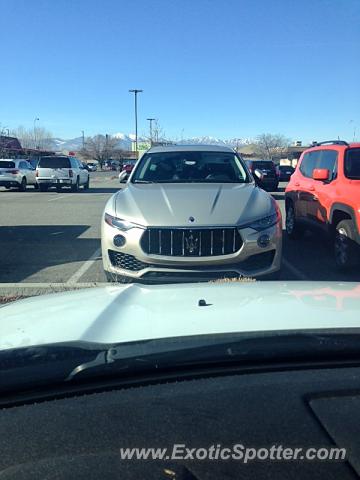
[48,194,75,201]
[66,247,102,284]
[282,258,308,280]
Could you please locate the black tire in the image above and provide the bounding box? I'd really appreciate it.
[105,271,133,284]
[56,185,62,192]
[286,203,304,239]
[34,183,39,190]
[83,177,90,190]
[19,177,27,192]
[71,177,79,192]
[39,184,48,192]
[334,219,360,270]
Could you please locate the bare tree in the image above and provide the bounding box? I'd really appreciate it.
[80,134,119,169]
[10,125,54,150]
[254,133,290,161]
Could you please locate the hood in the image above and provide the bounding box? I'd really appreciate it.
[1,282,360,351]
[114,183,272,226]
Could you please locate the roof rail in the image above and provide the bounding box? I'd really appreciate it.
[311,140,349,147]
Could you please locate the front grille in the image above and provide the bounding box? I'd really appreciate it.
[108,250,150,271]
[140,228,242,257]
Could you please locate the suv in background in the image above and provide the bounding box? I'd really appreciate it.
[245,159,279,191]
[285,140,360,269]
[0,159,37,191]
[36,155,90,192]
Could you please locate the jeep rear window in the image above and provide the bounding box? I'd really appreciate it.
[38,157,70,168]
[252,161,275,170]
[0,161,15,169]
[345,149,360,179]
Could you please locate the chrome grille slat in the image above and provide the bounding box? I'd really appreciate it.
[141,228,242,257]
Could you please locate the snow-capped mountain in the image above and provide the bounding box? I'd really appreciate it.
[47,134,252,152]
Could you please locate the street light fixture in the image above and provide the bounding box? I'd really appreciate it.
[147,118,156,145]
[129,89,143,157]
[33,117,39,149]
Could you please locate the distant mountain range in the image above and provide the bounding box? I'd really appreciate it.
[50,134,252,152]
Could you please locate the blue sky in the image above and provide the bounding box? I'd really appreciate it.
[0,0,359,143]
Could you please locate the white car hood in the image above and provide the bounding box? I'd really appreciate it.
[1,282,360,351]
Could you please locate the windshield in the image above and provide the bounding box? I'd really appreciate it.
[38,156,70,168]
[131,151,249,183]
[345,149,360,179]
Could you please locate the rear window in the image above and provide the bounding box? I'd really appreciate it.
[344,149,360,179]
[38,156,70,168]
[0,161,15,169]
[252,161,276,170]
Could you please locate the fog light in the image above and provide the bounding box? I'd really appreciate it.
[257,234,270,248]
[113,234,126,247]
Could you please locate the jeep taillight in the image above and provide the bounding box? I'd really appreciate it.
[69,169,73,177]
[36,170,39,177]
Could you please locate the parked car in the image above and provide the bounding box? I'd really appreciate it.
[122,159,137,175]
[36,155,90,192]
[0,158,38,191]
[285,140,360,269]
[102,145,282,283]
[245,159,279,191]
[278,165,295,181]
[87,162,97,172]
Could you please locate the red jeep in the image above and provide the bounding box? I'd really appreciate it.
[285,140,360,269]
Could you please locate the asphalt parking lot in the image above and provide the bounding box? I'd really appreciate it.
[0,174,359,294]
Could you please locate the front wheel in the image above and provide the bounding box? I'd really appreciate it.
[83,177,90,190]
[39,184,48,192]
[71,177,79,192]
[334,219,360,270]
[286,203,304,239]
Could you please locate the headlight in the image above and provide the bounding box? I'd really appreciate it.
[104,213,144,231]
[247,211,280,232]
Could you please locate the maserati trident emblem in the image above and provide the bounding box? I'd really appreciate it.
[185,231,199,254]
[189,216,195,223]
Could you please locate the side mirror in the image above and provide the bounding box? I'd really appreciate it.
[254,169,264,182]
[312,168,329,181]
[119,170,128,183]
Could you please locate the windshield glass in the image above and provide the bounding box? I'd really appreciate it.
[131,151,249,183]
[345,149,360,179]
[38,156,70,168]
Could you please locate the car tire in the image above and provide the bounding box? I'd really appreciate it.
[334,219,359,270]
[105,271,133,284]
[19,177,27,192]
[286,203,304,239]
[56,185,62,192]
[83,177,90,190]
[71,177,79,192]
[34,183,39,190]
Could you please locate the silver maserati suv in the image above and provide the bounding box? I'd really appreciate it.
[101,145,282,282]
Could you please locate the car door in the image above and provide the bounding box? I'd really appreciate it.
[23,161,36,184]
[295,152,318,220]
[307,150,338,228]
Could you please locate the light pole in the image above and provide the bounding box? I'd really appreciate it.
[129,89,143,157]
[33,117,39,149]
[147,118,156,145]
[81,130,85,149]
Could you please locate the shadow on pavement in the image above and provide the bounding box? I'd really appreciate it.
[0,225,100,283]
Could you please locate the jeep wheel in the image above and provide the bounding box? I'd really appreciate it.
[286,204,304,239]
[334,219,359,270]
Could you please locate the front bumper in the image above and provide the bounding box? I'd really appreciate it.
[102,221,282,282]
